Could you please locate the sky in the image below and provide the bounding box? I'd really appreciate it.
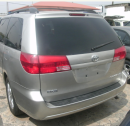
[0,1,129,13]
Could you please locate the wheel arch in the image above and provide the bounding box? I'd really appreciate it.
[3,71,8,86]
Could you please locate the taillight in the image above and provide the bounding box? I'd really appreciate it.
[69,13,85,16]
[20,52,71,74]
[39,55,71,74]
[20,52,39,74]
[113,46,126,62]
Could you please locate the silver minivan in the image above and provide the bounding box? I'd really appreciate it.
[0,8,127,120]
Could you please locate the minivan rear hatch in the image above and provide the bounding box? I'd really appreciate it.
[35,14,124,102]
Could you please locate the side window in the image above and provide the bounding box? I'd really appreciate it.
[115,22,121,26]
[123,21,129,26]
[125,22,130,26]
[6,17,23,50]
[114,29,130,46]
[0,18,9,43]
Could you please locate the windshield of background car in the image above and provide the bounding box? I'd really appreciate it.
[35,17,122,55]
[114,29,130,46]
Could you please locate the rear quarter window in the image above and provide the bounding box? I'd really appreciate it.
[35,17,122,55]
[0,18,9,42]
[6,17,23,50]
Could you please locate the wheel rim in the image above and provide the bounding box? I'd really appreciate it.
[124,64,130,78]
[7,83,14,109]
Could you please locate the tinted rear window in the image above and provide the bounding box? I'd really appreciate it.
[35,17,122,55]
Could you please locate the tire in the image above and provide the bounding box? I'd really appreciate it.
[125,59,130,84]
[125,59,130,67]
[6,77,23,116]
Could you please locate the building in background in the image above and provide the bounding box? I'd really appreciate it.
[103,3,130,26]
[0,13,7,18]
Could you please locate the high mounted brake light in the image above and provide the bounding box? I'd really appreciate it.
[69,13,85,16]
[20,52,71,74]
[113,46,126,62]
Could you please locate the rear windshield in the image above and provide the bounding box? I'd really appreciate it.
[35,17,122,55]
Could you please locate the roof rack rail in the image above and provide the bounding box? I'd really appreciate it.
[9,7,39,14]
[37,8,97,12]
[8,7,97,14]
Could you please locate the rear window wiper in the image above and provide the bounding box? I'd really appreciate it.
[91,41,114,51]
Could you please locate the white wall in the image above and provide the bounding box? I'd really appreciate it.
[0,13,7,18]
[106,6,130,20]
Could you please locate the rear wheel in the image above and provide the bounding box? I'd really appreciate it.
[6,78,23,116]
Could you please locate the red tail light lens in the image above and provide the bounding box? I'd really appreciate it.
[20,52,71,74]
[20,52,39,74]
[113,46,126,62]
[69,13,85,16]
[39,55,71,74]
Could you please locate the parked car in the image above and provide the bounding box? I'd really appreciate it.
[0,8,127,120]
[105,15,129,26]
[112,26,130,78]
[120,110,130,126]
[114,20,129,26]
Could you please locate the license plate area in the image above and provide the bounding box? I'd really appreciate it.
[73,63,111,83]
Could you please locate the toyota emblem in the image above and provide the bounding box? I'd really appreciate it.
[91,55,99,62]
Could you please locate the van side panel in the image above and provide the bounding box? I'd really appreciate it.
[0,43,4,82]
[2,14,40,90]
[3,46,40,90]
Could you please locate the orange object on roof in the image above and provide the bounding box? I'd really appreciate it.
[10,1,99,12]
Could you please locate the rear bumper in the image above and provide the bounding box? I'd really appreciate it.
[11,71,127,120]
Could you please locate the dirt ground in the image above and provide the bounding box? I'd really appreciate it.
[0,78,130,126]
